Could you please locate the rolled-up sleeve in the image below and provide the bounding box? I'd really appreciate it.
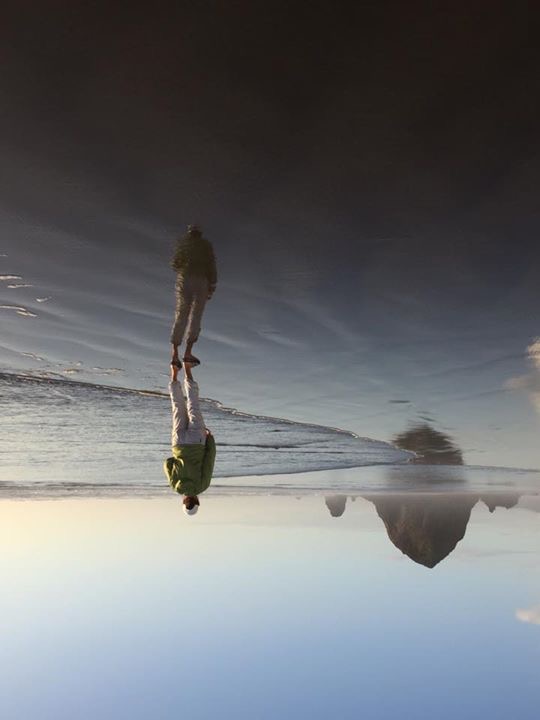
[200,432,216,491]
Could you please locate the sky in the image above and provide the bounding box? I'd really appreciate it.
[1,495,539,719]
[1,2,540,467]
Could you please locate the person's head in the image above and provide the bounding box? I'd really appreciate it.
[187,223,202,237]
[183,495,200,515]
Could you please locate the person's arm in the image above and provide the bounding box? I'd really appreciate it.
[171,239,187,273]
[163,457,177,491]
[206,240,217,297]
[200,431,216,491]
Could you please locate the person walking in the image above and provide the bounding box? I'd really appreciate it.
[170,224,217,367]
[163,361,216,515]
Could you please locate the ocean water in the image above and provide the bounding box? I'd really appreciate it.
[3,372,540,500]
[0,372,412,493]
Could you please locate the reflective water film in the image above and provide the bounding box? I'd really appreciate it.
[0,372,410,490]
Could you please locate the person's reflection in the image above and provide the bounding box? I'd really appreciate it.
[325,495,348,517]
[163,361,216,515]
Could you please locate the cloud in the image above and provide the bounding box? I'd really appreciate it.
[505,339,540,414]
[516,605,540,625]
[21,352,45,362]
[505,375,530,390]
[528,339,540,370]
[0,304,37,317]
[91,366,124,375]
[257,327,304,349]
[204,330,252,350]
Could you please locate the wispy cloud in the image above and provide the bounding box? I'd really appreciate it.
[0,304,37,318]
[91,366,124,375]
[204,330,252,350]
[257,327,304,349]
[505,339,540,414]
[516,604,540,625]
[21,351,45,361]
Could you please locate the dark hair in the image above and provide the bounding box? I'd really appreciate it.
[183,496,200,510]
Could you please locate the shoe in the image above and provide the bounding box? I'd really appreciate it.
[183,355,200,366]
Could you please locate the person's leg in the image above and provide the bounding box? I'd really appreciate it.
[184,278,209,363]
[170,275,192,364]
[169,364,188,447]
[184,338,197,363]
[183,363,206,443]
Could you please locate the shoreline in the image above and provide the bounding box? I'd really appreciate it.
[2,464,539,500]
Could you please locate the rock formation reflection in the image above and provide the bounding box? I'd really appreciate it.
[322,425,524,566]
[482,495,519,512]
[353,425,471,566]
[365,425,520,567]
[325,495,348,517]
[366,493,476,568]
[393,423,464,465]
